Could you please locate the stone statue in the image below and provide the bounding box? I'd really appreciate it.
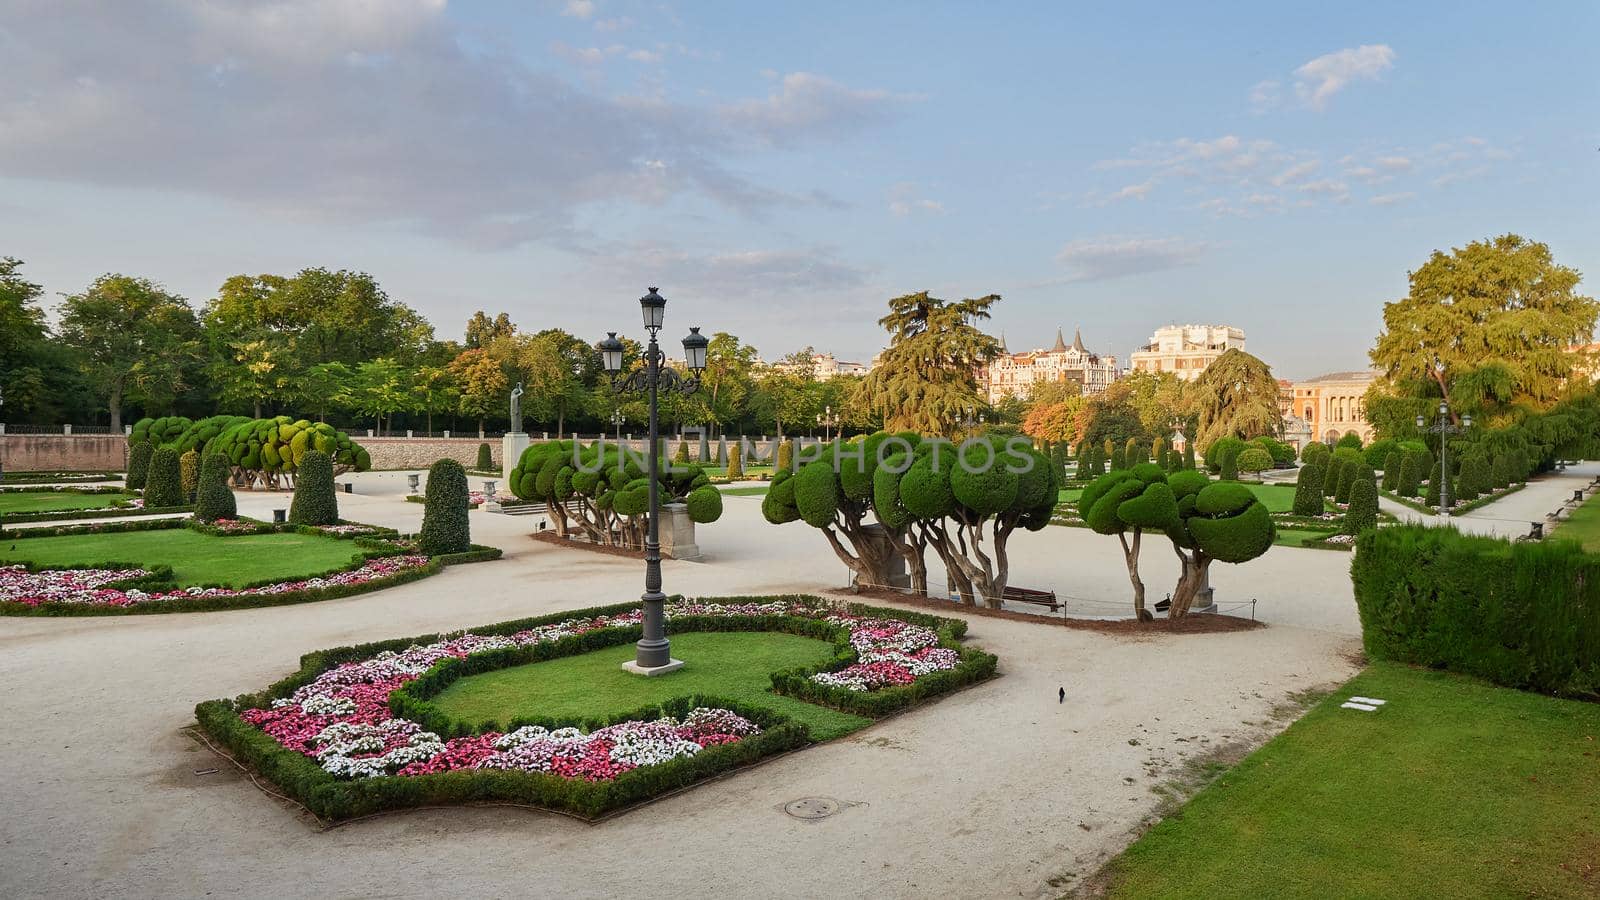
[509,382,524,434]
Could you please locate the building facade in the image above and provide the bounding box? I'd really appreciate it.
[775,351,870,380]
[1128,324,1246,381]
[979,328,1120,402]
[1284,370,1381,449]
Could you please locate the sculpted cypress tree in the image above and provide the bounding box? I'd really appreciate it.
[1396,452,1422,497]
[1182,440,1196,471]
[1165,474,1275,617]
[143,447,185,508]
[1345,477,1378,536]
[1490,454,1511,490]
[193,453,237,523]
[727,442,744,479]
[288,450,339,525]
[1081,464,1180,621]
[126,441,153,491]
[1293,463,1325,515]
[777,438,795,473]
[476,442,494,472]
[179,450,200,498]
[419,458,471,555]
[1110,443,1126,472]
[1219,447,1239,481]
[1381,450,1403,492]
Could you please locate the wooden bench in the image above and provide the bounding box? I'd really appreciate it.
[1001,585,1061,612]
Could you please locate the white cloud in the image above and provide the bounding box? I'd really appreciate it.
[562,0,595,19]
[718,72,915,147]
[1375,155,1413,172]
[1270,159,1320,186]
[1249,79,1282,112]
[1292,44,1395,110]
[1109,180,1155,201]
[595,241,871,299]
[887,182,945,217]
[1054,236,1209,283]
[1369,192,1416,206]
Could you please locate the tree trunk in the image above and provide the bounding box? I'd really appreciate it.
[108,381,124,431]
[253,398,262,418]
[1169,550,1212,619]
[1118,529,1153,621]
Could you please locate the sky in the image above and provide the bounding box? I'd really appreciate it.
[1,0,1595,381]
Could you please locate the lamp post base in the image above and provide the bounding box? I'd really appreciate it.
[621,658,684,677]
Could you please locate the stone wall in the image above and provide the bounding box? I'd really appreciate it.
[360,437,500,471]
[0,435,127,472]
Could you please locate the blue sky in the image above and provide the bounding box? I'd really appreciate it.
[1,0,1595,380]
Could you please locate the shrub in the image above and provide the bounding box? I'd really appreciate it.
[193,453,237,523]
[126,442,153,492]
[419,458,471,555]
[1344,477,1378,535]
[1253,436,1295,467]
[1300,442,1330,466]
[288,450,339,525]
[1293,463,1325,515]
[1334,460,1359,504]
[1204,436,1247,473]
[1336,432,1363,450]
[1352,525,1600,695]
[1110,443,1126,471]
[777,439,795,473]
[1362,437,1398,469]
[1396,452,1423,497]
[1323,456,1344,498]
[1124,437,1143,466]
[179,450,201,498]
[1490,454,1511,490]
[674,440,691,465]
[143,447,186,508]
[1182,440,1195,471]
[476,442,494,471]
[727,442,744,479]
[685,485,723,523]
[1235,447,1273,478]
[1153,438,1167,470]
[1380,450,1403,492]
[1219,447,1238,481]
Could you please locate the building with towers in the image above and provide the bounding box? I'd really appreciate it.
[1128,324,1245,381]
[979,327,1121,402]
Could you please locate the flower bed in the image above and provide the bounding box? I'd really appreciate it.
[195,596,995,821]
[1,555,430,608]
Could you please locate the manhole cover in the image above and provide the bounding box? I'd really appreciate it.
[784,797,840,820]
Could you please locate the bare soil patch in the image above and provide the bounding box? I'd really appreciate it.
[835,586,1263,635]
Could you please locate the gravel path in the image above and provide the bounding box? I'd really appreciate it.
[0,472,1362,899]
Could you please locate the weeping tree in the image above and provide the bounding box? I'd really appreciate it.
[1190,349,1284,449]
[853,291,1002,436]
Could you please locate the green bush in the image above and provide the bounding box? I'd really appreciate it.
[193,453,237,523]
[777,439,795,472]
[1204,436,1247,472]
[1124,437,1143,466]
[685,485,722,523]
[1381,450,1403,492]
[1235,447,1273,477]
[1323,456,1344,498]
[1110,443,1126,471]
[1293,463,1325,515]
[1345,477,1378,535]
[125,442,153,491]
[476,442,494,471]
[1219,447,1238,481]
[1396,452,1423,497]
[727,442,744,479]
[1363,437,1398,469]
[1182,440,1196,471]
[288,450,339,525]
[1334,461,1366,504]
[1300,442,1330,466]
[1353,526,1600,695]
[179,450,200,498]
[143,447,186,508]
[1336,432,1363,450]
[419,458,471,555]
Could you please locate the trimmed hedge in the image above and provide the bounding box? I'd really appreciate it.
[194,453,237,522]
[143,447,186,508]
[179,450,201,498]
[475,442,494,472]
[126,442,153,492]
[1353,525,1600,695]
[1292,463,1325,515]
[288,450,338,525]
[193,595,994,821]
[418,458,471,555]
[0,504,190,525]
[1344,477,1378,535]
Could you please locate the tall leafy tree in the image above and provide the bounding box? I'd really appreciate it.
[57,274,203,428]
[464,310,516,348]
[1189,349,1283,448]
[855,291,1001,436]
[0,258,84,423]
[516,328,595,438]
[1370,234,1596,425]
[701,332,759,435]
[450,348,509,435]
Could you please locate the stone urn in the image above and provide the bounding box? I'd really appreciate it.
[658,502,701,561]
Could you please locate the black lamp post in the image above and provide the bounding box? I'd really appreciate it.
[1417,400,1471,516]
[816,405,839,442]
[598,288,708,674]
[610,408,625,443]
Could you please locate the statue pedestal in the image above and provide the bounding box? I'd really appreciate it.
[658,502,701,561]
[501,433,530,484]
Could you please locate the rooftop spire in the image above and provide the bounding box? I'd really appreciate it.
[1051,327,1067,353]
[998,330,1008,354]
[1071,327,1087,353]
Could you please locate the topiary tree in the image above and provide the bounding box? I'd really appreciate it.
[1081,464,1180,620]
[1182,439,1196,471]
[1109,443,1126,472]
[1490,454,1511,490]
[674,440,691,465]
[1362,438,1398,470]
[419,458,471,555]
[126,441,153,491]
[1396,452,1422,497]
[193,453,237,522]
[509,439,721,549]
[1124,437,1143,466]
[777,439,795,473]
[1381,450,1403,492]
[1219,447,1239,481]
[1344,477,1378,536]
[208,416,371,490]
[1323,456,1344,499]
[1336,432,1363,451]
[1204,436,1248,473]
[1293,463,1325,515]
[727,442,744,479]
[143,447,185,508]
[476,442,494,471]
[1165,475,1275,617]
[1300,441,1330,467]
[179,450,200,498]
[1424,458,1455,511]
[1235,447,1273,480]
[1334,460,1357,503]
[288,450,339,525]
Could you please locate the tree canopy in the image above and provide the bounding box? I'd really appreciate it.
[855,291,1002,436]
[1189,349,1282,448]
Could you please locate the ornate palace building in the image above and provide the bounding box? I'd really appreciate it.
[979,328,1120,402]
[1128,324,1246,381]
[1281,370,1381,449]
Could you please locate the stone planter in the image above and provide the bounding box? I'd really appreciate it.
[658,502,701,561]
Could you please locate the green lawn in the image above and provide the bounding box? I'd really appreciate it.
[1272,526,1340,548]
[0,528,365,587]
[431,630,872,740]
[703,464,776,478]
[719,484,770,497]
[1554,491,1600,552]
[0,490,135,514]
[1102,662,1600,899]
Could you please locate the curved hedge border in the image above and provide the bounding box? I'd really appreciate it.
[194,595,996,822]
[0,517,500,616]
[0,472,121,485]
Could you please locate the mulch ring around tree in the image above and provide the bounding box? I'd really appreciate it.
[531,530,650,560]
[833,586,1263,635]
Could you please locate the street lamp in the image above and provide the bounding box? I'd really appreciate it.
[816,405,840,442]
[610,408,626,443]
[599,287,708,675]
[1417,400,1472,516]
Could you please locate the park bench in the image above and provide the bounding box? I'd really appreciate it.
[1001,585,1061,612]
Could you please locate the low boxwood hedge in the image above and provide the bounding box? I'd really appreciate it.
[0,504,191,525]
[194,595,994,821]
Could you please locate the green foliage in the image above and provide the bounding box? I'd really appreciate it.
[1363,438,1398,469]
[1336,432,1363,450]
[1190,349,1283,448]
[1381,450,1403,491]
[193,454,236,523]
[1252,436,1295,467]
[727,442,744,479]
[1109,443,1126,472]
[1184,486,1274,563]
[1219,447,1239,481]
[125,442,153,491]
[949,442,1020,515]
[57,275,203,427]
[1345,477,1378,535]
[855,291,1001,435]
[1204,436,1247,473]
[1490,454,1511,490]
[1123,437,1143,466]
[1182,440,1196,471]
[1117,481,1179,530]
[1234,447,1273,475]
[674,440,691,465]
[1293,463,1325,515]
[1353,526,1600,694]
[288,450,339,525]
[476,442,494,471]
[777,439,794,472]
[685,485,722,523]
[179,450,200,497]
[1396,451,1423,497]
[1300,441,1330,466]
[419,458,471,555]
[143,447,186,508]
[207,417,371,478]
[792,459,841,528]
